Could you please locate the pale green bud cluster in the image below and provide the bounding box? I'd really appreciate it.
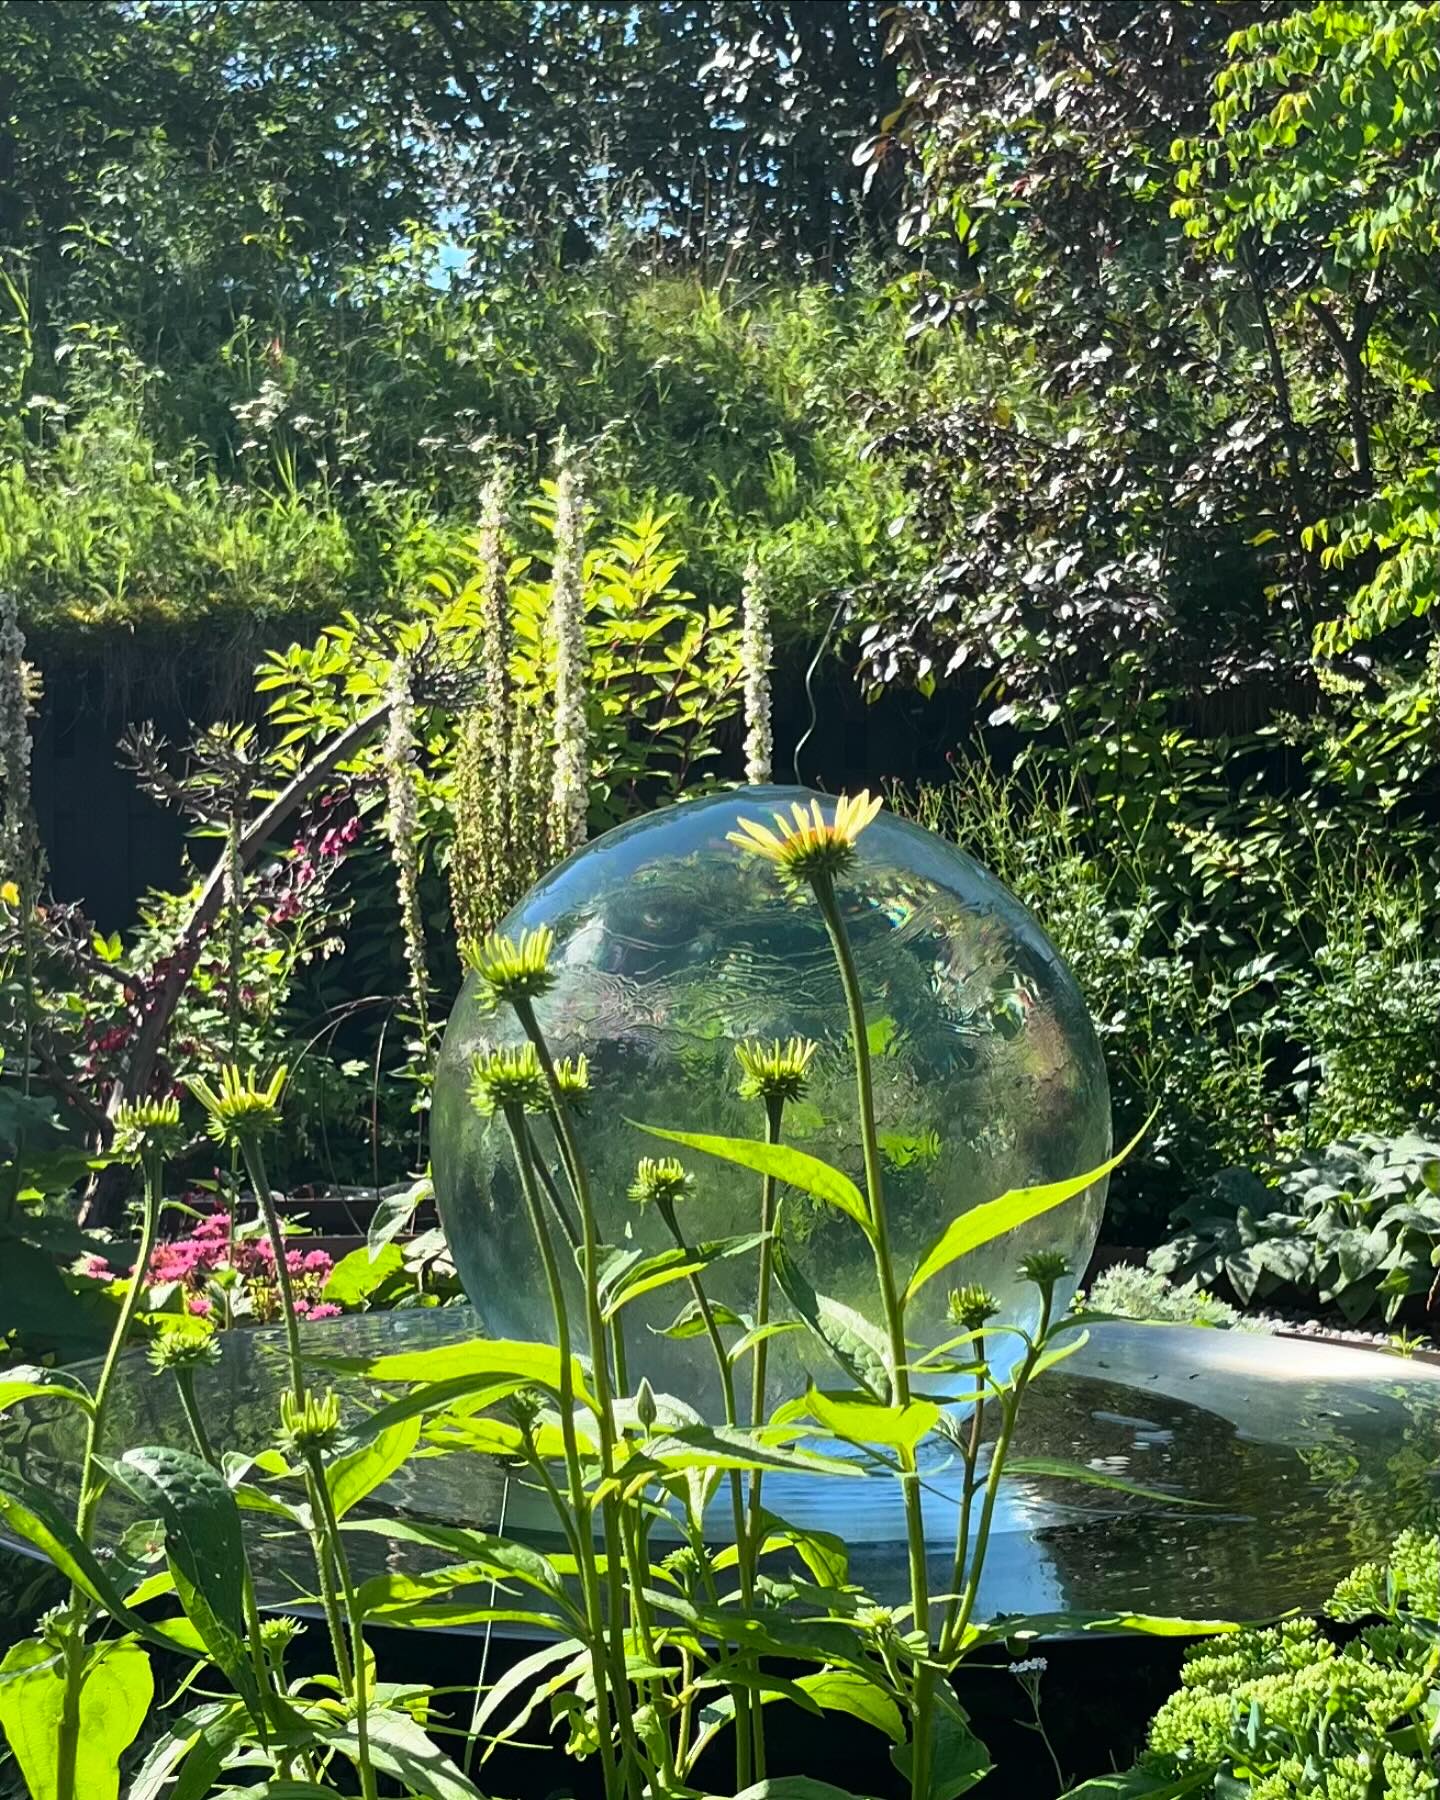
[187,1065,287,1146]
[111,1095,184,1165]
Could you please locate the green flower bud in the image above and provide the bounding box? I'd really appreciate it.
[187,1066,287,1147]
[947,1283,1001,1330]
[111,1096,184,1165]
[627,1157,693,1211]
[734,1035,818,1104]
[469,1044,548,1116]
[1018,1250,1072,1291]
[462,927,556,1003]
[148,1318,222,1375]
[279,1387,342,1456]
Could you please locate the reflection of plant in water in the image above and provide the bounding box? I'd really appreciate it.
[1298,1384,1439,1567]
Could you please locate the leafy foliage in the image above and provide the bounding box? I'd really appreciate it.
[1081,1525,1440,1799]
[903,763,1440,1239]
[1152,1133,1440,1326]
[1079,1264,1257,1333]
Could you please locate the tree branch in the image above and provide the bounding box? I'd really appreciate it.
[1306,295,1375,489]
[114,701,392,1111]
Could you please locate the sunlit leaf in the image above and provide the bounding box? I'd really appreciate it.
[635,1124,873,1237]
[906,1128,1145,1304]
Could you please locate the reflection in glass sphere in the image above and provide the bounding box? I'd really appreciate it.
[433,787,1110,1441]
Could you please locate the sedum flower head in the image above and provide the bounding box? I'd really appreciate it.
[463,926,556,1003]
[279,1387,342,1455]
[947,1283,1001,1330]
[735,1035,817,1104]
[628,1157,694,1212]
[187,1065,287,1146]
[727,791,882,885]
[1018,1250,1072,1290]
[148,1317,222,1374]
[469,1043,548,1115]
[112,1095,184,1165]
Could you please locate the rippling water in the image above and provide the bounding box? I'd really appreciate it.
[4,1310,1434,1630]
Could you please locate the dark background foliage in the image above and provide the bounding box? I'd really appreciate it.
[2,0,1437,1249]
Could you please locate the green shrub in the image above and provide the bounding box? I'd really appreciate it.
[1080,1263,1260,1332]
[1152,1134,1440,1327]
[901,763,1440,1243]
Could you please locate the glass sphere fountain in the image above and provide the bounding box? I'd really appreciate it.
[2,788,1436,1634]
[432,785,1112,1442]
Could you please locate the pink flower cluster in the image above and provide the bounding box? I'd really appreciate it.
[268,794,362,926]
[82,1205,340,1324]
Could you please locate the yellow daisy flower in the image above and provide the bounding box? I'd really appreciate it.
[726,790,883,883]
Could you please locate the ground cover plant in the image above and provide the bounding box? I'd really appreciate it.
[1152,1134,1440,1328]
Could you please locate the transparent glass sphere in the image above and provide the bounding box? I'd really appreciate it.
[434,787,1109,1435]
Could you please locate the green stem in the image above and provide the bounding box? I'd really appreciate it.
[513,1003,645,1797]
[660,1203,756,1790]
[950,1290,1054,1652]
[305,1490,355,1694]
[505,1108,620,1800]
[306,1449,378,1800]
[77,1146,165,1540]
[536,1125,583,1249]
[811,871,933,1797]
[239,1135,307,1407]
[173,1365,288,1755]
[745,1095,785,1540]
[59,1143,166,1800]
[940,1338,987,1661]
[172,1367,215,1468]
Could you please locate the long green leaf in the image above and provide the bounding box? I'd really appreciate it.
[330,1374,529,1454]
[312,1335,589,1403]
[635,1124,874,1237]
[795,1670,904,1743]
[467,1635,587,1748]
[109,1447,260,1713]
[772,1231,891,1398]
[325,1413,421,1519]
[215,1786,339,1799]
[343,1517,566,1601]
[963,1611,1240,1648]
[643,1422,867,1479]
[0,1470,150,1630]
[0,1365,93,1417]
[127,1701,236,1800]
[733,1779,883,1799]
[311,1707,483,1800]
[0,1638,151,1800]
[905,1127,1144,1304]
[806,1386,939,1453]
[1057,1772,1211,1798]
[600,1233,766,1321]
[890,1689,991,1799]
